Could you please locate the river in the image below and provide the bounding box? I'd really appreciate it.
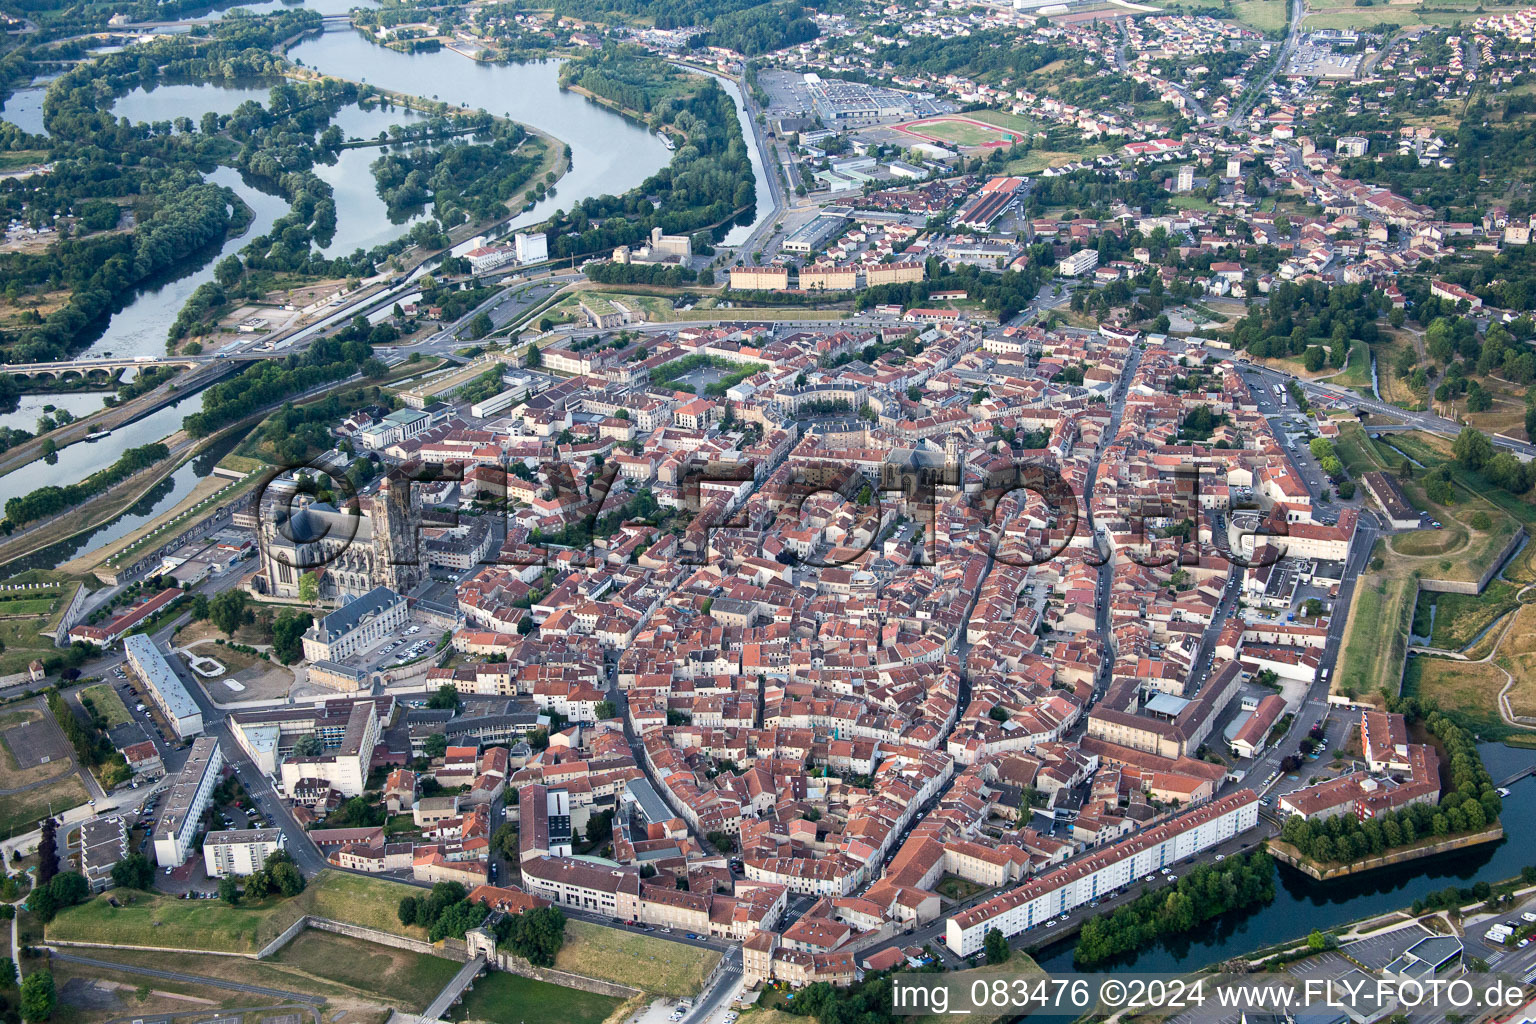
[0,78,50,136]
[0,430,243,577]
[0,386,211,512]
[0,392,110,435]
[1034,742,1536,974]
[286,34,671,236]
[74,164,289,362]
[0,21,678,576]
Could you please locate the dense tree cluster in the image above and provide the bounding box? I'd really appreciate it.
[183,334,375,440]
[547,56,754,262]
[871,30,1063,83]
[397,881,490,942]
[1074,850,1275,967]
[27,870,90,924]
[585,261,697,286]
[857,260,1047,323]
[372,118,543,225]
[553,0,818,54]
[494,905,567,966]
[1280,697,1500,864]
[695,1,819,55]
[1229,280,1387,363]
[3,441,169,531]
[67,688,133,787]
[233,849,305,900]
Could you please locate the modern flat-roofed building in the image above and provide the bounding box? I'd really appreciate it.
[1057,249,1100,277]
[124,634,203,740]
[515,232,548,264]
[781,215,848,255]
[153,736,223,868]
[276,699,381,799]
[203,828,285,878]
[80,815,128,891]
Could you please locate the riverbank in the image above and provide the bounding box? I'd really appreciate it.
[1034,743,1536,977]
[0,431,198,572]
[0,361,234,483]
[1269,827,1506,881]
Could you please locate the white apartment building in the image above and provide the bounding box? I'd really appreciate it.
[945,789,1259,955]
[153,736,223,868]
[203,828,286,877]
[515,231,548,264]
[124,633,203,740]
[1057,249,1100,277]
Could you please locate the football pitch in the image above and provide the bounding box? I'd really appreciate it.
[893,115,1021,148]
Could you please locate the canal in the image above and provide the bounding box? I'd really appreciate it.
[1034,742,1536,973]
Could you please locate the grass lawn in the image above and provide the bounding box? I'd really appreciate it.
[1334,421,1388,479]
[0,773,89,836]
[1371,329,1427,411]
[936,874,987,901]
[1332,339,1373,391]
[1334,549,1415,703]
[270,929,463,1009]
[448,970,621,1024]
[0,575,81,677]
[965,109,1045,134]
[896,116,1020,148]
[79,684,131,728]
[555,919,719,997]
[1003,144,1110,176]
[1303,2,1528,28]
[1497,605,1536,720]
[47,869,435,953]
[0,598,58,617]
[1231,0,1290,32]
[1401,655,1512,739]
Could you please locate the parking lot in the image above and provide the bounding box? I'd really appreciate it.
[1342,923,1431,969]
[330,611,445,675]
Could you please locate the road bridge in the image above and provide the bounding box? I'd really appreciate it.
[1,353,262,380]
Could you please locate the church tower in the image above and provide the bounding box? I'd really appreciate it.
[370,473,423,593]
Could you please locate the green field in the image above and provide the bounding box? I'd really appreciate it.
[966,109,1044,134]
[1232,0,1290,32]
[79,684,131,728]
[1401,655,1513,739]
[271,929,463,1008]
[1302,2,1523,29]
[81,930,463,1012]
[897,116,1019,148]
[0,773,88,836]
[1334,549,1416,702]
[0,598,58,617]
[47,869,436,952]
[555,919,719,997]
[0,572,81,677]
[448,970,621,1024]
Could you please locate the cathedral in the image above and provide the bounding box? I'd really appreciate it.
[256,474,424,603]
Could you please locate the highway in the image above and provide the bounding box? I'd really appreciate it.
[1224,0,1306,129]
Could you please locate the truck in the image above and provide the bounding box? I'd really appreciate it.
[1522,912,1536,924]
[1488,923,1515,944]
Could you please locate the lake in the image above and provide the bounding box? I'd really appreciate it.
[286,34,671,235]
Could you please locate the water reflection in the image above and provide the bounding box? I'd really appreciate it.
[1034,742,1536,974]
